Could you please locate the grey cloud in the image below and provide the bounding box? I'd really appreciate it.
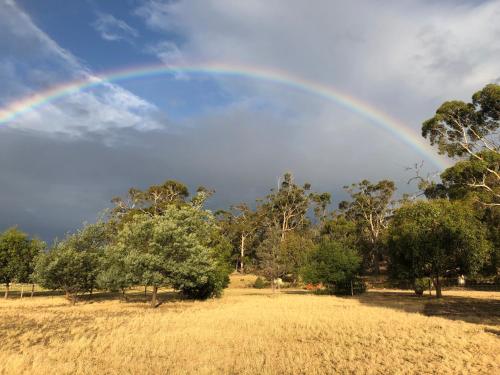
[0,102,426,242]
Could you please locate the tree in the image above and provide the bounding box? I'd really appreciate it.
[0,228,44,298]
[339,179,396,274]
[301,240,361,294]
[261,173,311,242]
[35,241,95,304]
[279,231,315,283]
[309,192,332,223]
[216,203,260,273]
[320,214,358,249]
[34,222,109,303]
[107,204,230,307]
[422,83,499,206]
[255,227,286,291]
[388,200,492,297]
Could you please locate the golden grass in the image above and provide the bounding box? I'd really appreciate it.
[0,280,499,375]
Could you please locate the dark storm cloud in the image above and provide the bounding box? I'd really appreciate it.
[0,103,423,242]
[2,0,499,241]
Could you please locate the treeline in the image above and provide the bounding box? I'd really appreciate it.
[0,84,498,304]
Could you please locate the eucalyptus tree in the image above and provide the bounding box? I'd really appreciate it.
[216,203,261,273]
[261,172,311,242]
[339,179,396,274]
[422,83,499,206]
[110,180,191,222]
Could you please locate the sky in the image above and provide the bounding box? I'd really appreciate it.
[1,0,499,242]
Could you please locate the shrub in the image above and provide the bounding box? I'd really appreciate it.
[414,277,431,296]
[302,240,363,294]
[253,277,266,289]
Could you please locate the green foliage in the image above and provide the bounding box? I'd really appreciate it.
[414,277,431,296]
[339,179,396,274]
[280,232,316,282]
[422,84,499,159]
[34,222,109,300]
[320,215,358,248]
[253,277,266,289]
[35,240,96,299]
[388,200,492,297]
[302,240,362,294]
[0,228,44,293]
[107,204,231,300]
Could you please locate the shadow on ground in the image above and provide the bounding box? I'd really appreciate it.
[1,288,184,308]
[346,290,500,326]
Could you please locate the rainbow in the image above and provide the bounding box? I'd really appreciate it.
[0,62,450,169]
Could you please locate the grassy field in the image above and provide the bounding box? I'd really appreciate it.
[1,276,499,375]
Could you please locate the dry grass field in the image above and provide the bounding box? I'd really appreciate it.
[1,276,499,375]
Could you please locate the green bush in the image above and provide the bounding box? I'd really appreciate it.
[253,277,266,289]
[414,277,431,296]
[302,240,362,293]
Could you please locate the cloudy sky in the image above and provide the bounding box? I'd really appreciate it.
[1,0,499,241]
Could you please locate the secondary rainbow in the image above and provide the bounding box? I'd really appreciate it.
[0,62,450,169]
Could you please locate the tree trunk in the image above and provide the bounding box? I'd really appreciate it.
[239,235,246,273]
[372,244,380,275]
[271,280,276,293]
[4,283,9,299]
[434,275,442,298]
[121,288,128,302]
[144,285,147,296]
[20,284,24,299]
[151,286,158,307]
[31,283,35,298]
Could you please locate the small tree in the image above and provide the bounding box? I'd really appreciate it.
[302,240,361,294]
[108,205,230,307]
[256,227,287,291]
[388,200,492,297]
[34,222,109,303]
[35,241,95,304]
[0,228,44,298]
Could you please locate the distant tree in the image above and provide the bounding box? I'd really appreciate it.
[108,205,230,307]
[261,173,311,242]
[35,241,96,304]
[309,192,332,223]
[96,243,132,300]
[302,240,361,294]
[279,231,316,283]
[320,214,358,249]
[34,222,109,303]
[422,83,499,206]
[0,228,44,298]
[339,180,396,274]
[216,203,261,273]
[255,226,287,291]
[388,200,492,297]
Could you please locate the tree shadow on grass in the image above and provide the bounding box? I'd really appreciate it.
[347,290,500,326]
[1,288,185,309]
